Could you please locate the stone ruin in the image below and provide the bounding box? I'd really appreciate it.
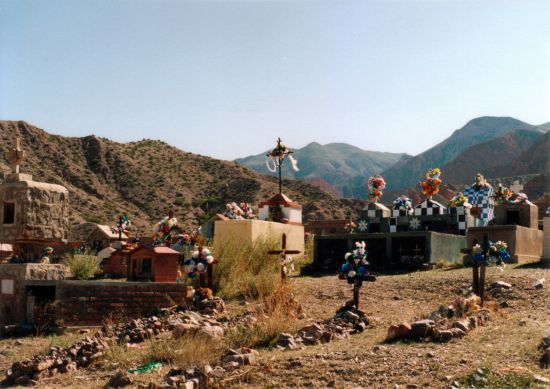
[0,137,69,262]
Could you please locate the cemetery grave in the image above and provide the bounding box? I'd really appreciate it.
[0,138,549,388]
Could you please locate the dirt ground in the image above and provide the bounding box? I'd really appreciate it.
[1,262,548,388]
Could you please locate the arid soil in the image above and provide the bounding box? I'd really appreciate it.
[1,262,548,388]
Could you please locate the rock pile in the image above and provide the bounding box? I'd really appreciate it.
[3,298,226,387]
[386,295,493,343]
[540,334,550,368]
[276,307,370,350]
[138,348,259,389]
[5,335,113,386]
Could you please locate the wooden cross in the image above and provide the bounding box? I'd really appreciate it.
[413,244,422,254]
[5,136,27,174]
[268,233,301,280]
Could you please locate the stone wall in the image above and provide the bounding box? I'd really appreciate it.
[54,281,192,326]
[0,175,69,243]
[0,264,69,326]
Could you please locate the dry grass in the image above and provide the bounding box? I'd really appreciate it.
[226,282,303,348]
[146,333,224,367]
[213,238,282,299]
[103,332,224,372]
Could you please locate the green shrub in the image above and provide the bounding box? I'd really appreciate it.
[62,254,101,280]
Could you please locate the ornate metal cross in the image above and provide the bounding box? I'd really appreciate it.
[266,137,295,194]
[268,233,301,280]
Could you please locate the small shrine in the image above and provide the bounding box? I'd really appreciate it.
[0,137,69,261]
[128,246,180,282]
[213,138,305,254]
[258,193,303,224]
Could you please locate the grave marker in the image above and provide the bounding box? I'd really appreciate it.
[338,241,375,309]
[268,233,301,280]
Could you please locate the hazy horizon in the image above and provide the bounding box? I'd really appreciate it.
[1,0,549,160]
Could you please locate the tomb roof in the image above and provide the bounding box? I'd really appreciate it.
[1,174,68,193]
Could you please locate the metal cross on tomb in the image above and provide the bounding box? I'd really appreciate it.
[5,136,27,174]
[268,233,301,280]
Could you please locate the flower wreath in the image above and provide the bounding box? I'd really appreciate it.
[448,193,470,208]
[153,214,178,243]
[493,183,512,204]
[239,202,256,219]
[367,175,386,203]
[338,241,375,287]
[183,247,215,279]
[420,168,442,198]
[266,139,299,173]
[472,240,510,267]
[508,192,528,204]
[393,195,413,212]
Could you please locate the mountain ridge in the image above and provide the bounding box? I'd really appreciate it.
[0,121,367,230]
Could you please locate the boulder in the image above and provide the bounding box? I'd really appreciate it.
[106,371,133,388]
[451,319,470,333]
[411,320,435,338]
[199,326,224,339]
[433,330,453,343]
[387,322,412,342]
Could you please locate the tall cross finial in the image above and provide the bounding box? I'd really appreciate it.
[5,136,27,174]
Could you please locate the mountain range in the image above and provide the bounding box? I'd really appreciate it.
[1,116,548,232]
[236,142,410,198]
[238,117,549,200]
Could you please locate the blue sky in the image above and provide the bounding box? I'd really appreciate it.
[1,0,549,160]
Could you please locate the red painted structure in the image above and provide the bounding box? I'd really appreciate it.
[128,246,180,282]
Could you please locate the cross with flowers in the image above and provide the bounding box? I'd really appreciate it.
[268,233,301,281]
[338,241,376,309]
[112,215,131,240]
[266,137,299,194]
[183,242,219,289]
[471,234,510,305]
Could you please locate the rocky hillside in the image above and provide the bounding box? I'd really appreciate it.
[236,142,409,197]
[0,121,366,231]
[442,129,542,185]
[381,117,547,191]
